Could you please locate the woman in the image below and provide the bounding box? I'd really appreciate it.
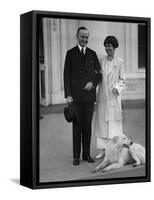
[93,36,126,159]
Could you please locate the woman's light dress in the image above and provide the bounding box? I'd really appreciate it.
[93,55,126,149]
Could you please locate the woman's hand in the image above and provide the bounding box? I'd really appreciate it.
[112,88,119,96]
[83,82,94,91]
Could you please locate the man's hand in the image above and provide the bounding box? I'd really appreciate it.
[112,88,119,96]
[66,96,73,105]
[83,82,94,91]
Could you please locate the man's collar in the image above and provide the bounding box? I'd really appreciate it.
[78,44,86,54]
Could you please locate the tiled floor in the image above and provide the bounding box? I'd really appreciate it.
[39,108,145,183]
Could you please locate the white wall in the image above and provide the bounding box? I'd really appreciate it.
[80,20,125,60]
[41,19,145,105]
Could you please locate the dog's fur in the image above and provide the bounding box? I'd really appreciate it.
[92,135,145,173]
[128,142,145,167]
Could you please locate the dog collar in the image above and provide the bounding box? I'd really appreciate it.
[123,144,129,148]
[123,142,133,148]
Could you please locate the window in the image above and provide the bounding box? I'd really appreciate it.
[39,18,44,64]
[138,24,147,69]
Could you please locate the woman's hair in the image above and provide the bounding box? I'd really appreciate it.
[104,36,119,48]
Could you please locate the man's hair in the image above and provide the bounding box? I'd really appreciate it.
[77,27,89,34]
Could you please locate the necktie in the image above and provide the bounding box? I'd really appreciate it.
[81,48,84,56]
[81,48,85,66]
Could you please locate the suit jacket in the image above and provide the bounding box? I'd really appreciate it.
[64,46,102,102]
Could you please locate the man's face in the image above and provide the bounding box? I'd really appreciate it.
[76,29,89,47]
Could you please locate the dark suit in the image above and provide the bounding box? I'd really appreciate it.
[64,45,102,160]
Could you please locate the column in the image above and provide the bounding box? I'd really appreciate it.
[59,19,69,97]
[41,18,50,106]
[50,18,62,104]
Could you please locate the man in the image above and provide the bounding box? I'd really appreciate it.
[64,27,102,166]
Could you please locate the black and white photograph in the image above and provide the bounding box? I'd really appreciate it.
[20,10,150,189]
[38,13,150,183]
[1,0,154,197]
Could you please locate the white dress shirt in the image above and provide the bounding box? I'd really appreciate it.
[78,44,86,55]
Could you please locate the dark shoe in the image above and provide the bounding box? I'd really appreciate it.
[83,156,95,163]
[73,159,80,166]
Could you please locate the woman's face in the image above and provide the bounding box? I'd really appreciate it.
[105,43,115,57]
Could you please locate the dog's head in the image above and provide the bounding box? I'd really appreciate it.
[112,134,132,147]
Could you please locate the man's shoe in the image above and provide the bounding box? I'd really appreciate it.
[73,159,80,165]
[83,156,95,163]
